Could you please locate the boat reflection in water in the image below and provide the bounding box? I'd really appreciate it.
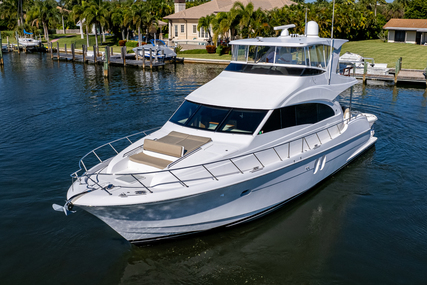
[53,21,378,244]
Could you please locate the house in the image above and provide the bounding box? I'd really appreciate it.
[164,0,295,47]
[383,19,427,45]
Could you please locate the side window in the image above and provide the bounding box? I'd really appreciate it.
[281,106,296,128]
[261,109,281,133]
[261,103,335,134]
[296,103,317,125]
[317,103,335,121]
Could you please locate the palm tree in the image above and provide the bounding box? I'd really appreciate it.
[111,1,129,41]
[0,0,19,29]
[197,14,214,44]
[232,2,255,39]
[26,0,60,42]
[72,1,91,46]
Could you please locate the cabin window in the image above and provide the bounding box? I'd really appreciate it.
[308,45,332,69]
[218,109,267,134]
[186,105,230,130]
[170,100,200,125]
[232,45,248,62]
[275,47,306,65]
[255,46,276,63]
[260,103,335,134]
[170,101,267,134]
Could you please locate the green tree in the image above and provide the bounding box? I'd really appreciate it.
[26,0,60,42]
[404,0,427,19]
[0,0,19,29]
[197,14,215,43]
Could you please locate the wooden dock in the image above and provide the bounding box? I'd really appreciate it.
[354,69,427,86]
[48,45,182,70]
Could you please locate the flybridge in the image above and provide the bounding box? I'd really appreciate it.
[228,21,347,73]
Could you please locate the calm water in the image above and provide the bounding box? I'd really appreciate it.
[1,53,427,284]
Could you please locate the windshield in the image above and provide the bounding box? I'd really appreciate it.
[232,44,332,69]
[170,101,267,134]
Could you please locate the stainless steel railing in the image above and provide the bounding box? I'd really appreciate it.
[72,116,365,193]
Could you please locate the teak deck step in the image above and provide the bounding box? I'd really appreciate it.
[129,153,172,169]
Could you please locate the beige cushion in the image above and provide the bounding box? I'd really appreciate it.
[129,153,172,169]
[157,132,212,155]
[143,139,183,158]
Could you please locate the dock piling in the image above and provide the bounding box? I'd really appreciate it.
[82,45,86,63]
[121,46,126,66]
[64,43,67,55]
[104,46,109,78]
[0,32,4,66]
[71,43,75,61]
[363,62,368,84]
[93,45,97,64]
[149,48,153,69]
[56,42,59,60]
[395,57,402,84]
[16,32,20,54]
[50,42,53,59]
[142,52,146,68]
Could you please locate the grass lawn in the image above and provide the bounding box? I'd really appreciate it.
[341,39,427,70]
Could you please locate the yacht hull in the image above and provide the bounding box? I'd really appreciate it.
[79,128,376,243]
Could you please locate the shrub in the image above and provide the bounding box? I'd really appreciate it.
[125,40,139,48]
[118,40,127,46]
[175,45,183,53]
[206,45,216,53]
[216,44,230,56]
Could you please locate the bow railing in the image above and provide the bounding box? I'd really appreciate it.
[71,114,368,194]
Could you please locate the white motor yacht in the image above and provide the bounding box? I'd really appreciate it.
[54,21,377,244]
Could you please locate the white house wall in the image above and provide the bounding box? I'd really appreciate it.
[388,30,395,43]
[169,20,209,42]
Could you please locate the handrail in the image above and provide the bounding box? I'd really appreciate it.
[71,115,367,193]
[76,127,160,173]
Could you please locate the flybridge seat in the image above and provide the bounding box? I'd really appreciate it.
[129,132,212,169]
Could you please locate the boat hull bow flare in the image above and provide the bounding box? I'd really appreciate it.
[55,21,378,244]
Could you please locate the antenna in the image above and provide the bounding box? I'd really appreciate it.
[328,0,336,85]
[305,7,308,36]
[274,24,296,37]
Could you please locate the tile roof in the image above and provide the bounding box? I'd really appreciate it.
[383,19,427,30]
[164,0,296,20]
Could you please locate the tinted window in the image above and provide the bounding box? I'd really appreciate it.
[219,109,267,134]
[317,104,335,121]
[187,105,230,130]
[281,106,296,128]
[170,101,268,134]
[262,109,281,133]
[260,103,335,134]
[296,103,317,125]
[170,101,200,126]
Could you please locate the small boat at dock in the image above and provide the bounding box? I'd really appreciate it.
[132,39,177,60]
